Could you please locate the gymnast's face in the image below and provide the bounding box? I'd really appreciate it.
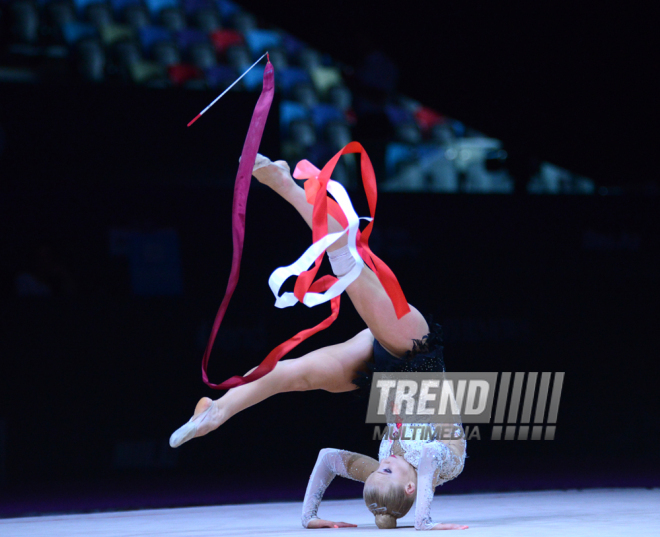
[366,455,417,494]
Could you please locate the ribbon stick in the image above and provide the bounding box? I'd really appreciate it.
[187,52,269,127]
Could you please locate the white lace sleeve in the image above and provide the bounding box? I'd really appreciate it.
[414,442,457,530]
[301,448,378,528]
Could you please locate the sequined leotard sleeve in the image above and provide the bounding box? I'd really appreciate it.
[413,441,465,530]
[301,448,379,528]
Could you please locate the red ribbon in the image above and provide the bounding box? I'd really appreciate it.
[201,68,410,389]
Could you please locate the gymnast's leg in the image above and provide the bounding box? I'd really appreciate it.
[170,156,427,447]
[170,328,374,447]
[252,157,429,357]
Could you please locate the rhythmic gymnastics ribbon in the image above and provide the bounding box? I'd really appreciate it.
[195,64,409,390]
[198,56,275,389]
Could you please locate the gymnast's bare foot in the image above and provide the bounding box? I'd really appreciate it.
[169,397,222,448]
[252,154,295,194]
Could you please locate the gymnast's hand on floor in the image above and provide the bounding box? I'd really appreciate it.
[307,519,358,529]
[169,397,220,448]
[431,523,469,530]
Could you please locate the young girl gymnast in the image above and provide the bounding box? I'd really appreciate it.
[170,153,468,530]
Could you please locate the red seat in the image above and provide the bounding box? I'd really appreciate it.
[414,106,445,132]
[167,63,202,85]
[209,29,243,54]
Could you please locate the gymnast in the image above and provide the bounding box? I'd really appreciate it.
[170,154,468,530]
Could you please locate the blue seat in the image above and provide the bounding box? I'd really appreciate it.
[277,67,310,93]
[205,64,236,87]
[282,33,305,59]
[62,22,98,44]
[109,0,141,12]
[384,104,413,126]
[176,28,208,50]
[451,119,465,137]
[144,0,178,14]
[72,0,105,13]
[241,67,263,90]
[244,29,281,57]
[385,142,416,177]
[310,104,344,131]
[139,25,172,51]
[280,100,309,134]
[215,0,239,20]
[182,0,212,14]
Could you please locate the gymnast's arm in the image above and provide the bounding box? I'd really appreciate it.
[414,443,469,531]
[302,448,379,528]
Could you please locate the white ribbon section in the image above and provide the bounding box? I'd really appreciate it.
[268,179,371,308]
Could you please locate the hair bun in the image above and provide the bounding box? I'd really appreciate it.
[374,513,397,529]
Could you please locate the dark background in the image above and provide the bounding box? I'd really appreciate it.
[1,0,659,518]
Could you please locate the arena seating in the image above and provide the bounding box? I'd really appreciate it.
[0,0,594,193]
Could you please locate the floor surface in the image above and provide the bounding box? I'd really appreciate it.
[1,488,658,536]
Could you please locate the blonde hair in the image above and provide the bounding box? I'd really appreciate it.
[363,481,415,529]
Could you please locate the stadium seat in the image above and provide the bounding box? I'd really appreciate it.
[158,7,185,31]
[414,106,444,132]
[46,1,76,30]
[384,104,414,126]
[225,42,248,68]
[85,2,114,27]
[385,142,417,178]
[129,59,165,83]
[267,48,287,69]
[167,63,202,85]
[325,120,351,150]
[189,6,222,33]
[176,27,207,49]
[76,37,106,81]
[72,0,105,14]
[109,0,141,14]
[152,40,180,65]
[204,64,236,87]
[395,122,422,145]
[9,0,39,44]
[112,38,142,75]
[279,100,309,134]
[167,25,213,65]
[298,47,321,71]
[144,0,177,15]
[282,33,305,61]
[99,23,135,45]
[241,67,263,90]
[138,25,171,51]
[244,28,281,57]
[232,11,256,34]
[276,67,310,94]
[382,143,427,192]
[327,84,352,112]
[209,29,243,54]
[417,144,458,193]
[216,0,239,21]
[188,42,216,69]
[291,81,318,108]
[289,119,316,148]
[309,66,341,97]
[122,3,150,28]
[62,21,98,44]
[182,0,211,14]
[310,103,343,131]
